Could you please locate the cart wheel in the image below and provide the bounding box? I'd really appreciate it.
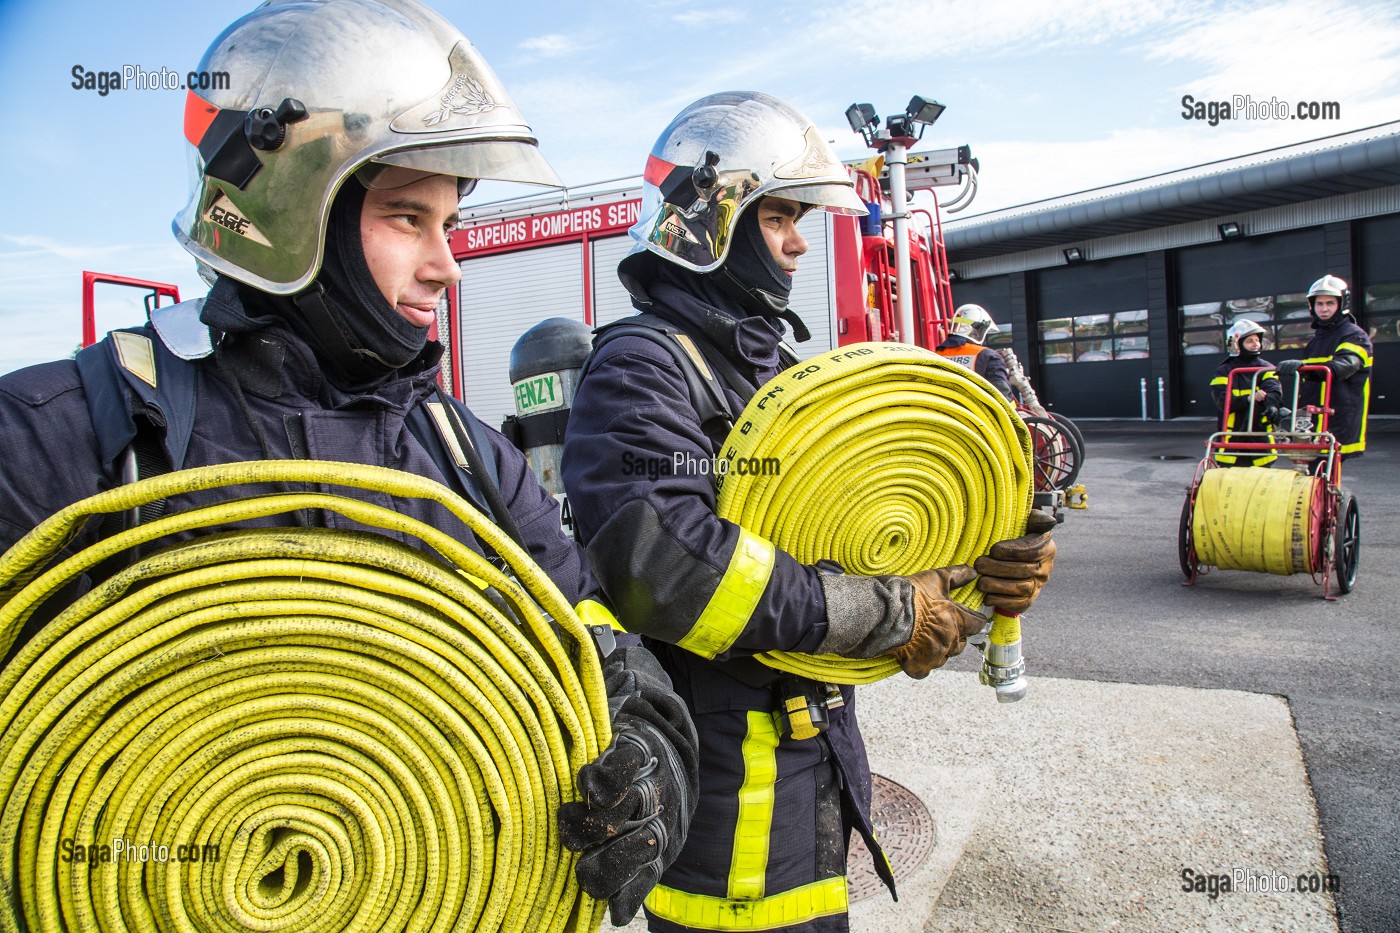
[1334,489,1360,594]
[1178,492,1196,580]
[1023,415,1083,491]
[1049,412,1087,463]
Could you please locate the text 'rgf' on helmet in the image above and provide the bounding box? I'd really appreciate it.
[173,0,562,295]
[950,304,1000,344]
[627,91,868,274]
[1306,274,1351,315]
[1226,319,1270,355]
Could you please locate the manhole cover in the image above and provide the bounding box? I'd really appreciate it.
[846,773,935,903]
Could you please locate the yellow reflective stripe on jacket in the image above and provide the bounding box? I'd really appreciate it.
[677,529,776,659]
[1336,342,1373,366]
[645,877,849,931]
[575,598,626,632]
[730,711,780,899]
[1342,374,1372,454]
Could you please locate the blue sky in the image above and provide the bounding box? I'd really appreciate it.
[2,0,1398,374]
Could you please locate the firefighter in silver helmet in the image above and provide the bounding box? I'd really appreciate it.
[1277,275,1374,458]
[935,303,1014,400]
[1211,319,1283,466]
[0,1,696,925]
[563,91,1055,932]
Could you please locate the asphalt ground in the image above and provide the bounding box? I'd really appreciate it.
[618,417,1398,933]
[932,416,1399,933]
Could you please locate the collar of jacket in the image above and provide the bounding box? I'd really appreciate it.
[200,276,444,411]
[637,280,787,376]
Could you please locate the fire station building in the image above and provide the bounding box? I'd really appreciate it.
[945,127,1400,420]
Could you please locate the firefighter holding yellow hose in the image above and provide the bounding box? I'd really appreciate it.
[0,1,696,926]
[562,92,1055,933]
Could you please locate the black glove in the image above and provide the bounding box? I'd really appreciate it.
[1276,359,1303,378]
[559,646,698,926]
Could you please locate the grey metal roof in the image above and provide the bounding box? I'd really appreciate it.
[944,127,1400,261]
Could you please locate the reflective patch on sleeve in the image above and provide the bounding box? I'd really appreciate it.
[1336,342,1372,367]
[575,598,626,632]
[678,528,776,659]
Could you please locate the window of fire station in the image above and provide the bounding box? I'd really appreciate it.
[986,320,1012,349]
[1178,293,1312,355]
[1364,282,1400,344]
[1039,309,1148,364]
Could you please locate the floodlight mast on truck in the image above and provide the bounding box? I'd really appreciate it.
[844,95,977,346]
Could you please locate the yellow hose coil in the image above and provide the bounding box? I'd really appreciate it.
[1192,466,1319,575]
[714,343,1034,684]
[0,461,609,933]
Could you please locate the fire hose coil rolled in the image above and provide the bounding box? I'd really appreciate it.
[0,461,609,933]
[1192,466,1320,576]
[714,342,1034,684]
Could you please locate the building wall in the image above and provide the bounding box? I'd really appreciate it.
[954,219,1396,419]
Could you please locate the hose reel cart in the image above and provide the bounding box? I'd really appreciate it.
[1178,365,1360,599]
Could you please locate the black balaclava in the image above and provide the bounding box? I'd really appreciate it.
[711,205,811,341]
[281,180,432,390]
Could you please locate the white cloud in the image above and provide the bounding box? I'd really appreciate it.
[1148,0,1400,107]
[801,0,1202,60]
[517,33,582,58]
[672,9,745,26]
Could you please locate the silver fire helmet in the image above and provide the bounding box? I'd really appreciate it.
[950,303,1000,344]
[1306,274,1351,314]
[628,91,867,273]
[173,0,562,294]
[1226,318,1270,354]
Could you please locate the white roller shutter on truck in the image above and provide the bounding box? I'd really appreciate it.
[457,243,583,429]
[591,234,636,327]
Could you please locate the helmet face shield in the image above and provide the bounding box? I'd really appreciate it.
[630,92,867,273]
[950,303,998,344]
[173,0,561,294]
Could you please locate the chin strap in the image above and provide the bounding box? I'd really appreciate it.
[714,268,811,343]
[293,286,402,388]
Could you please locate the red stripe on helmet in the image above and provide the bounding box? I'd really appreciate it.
[183,91,219,147]
[644,154,676,187]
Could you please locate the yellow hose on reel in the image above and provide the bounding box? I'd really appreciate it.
[0,461,610,933]
[714,343,1035,684]
[1192,466,1319,575]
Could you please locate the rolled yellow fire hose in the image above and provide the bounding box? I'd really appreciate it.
[1192,466,1319,575]
[715,343,1034,684]
[0,461,609,933]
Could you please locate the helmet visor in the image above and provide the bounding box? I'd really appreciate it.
[374,139,563,188]
[772,181,868,216]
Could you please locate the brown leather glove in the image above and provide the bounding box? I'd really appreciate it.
[888,565,987,679]
[974,510,1056,614]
